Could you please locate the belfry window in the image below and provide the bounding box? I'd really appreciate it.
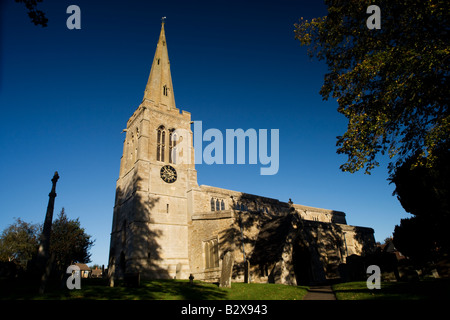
[163,85,168,96]
[169,130,177,164]
[157,126,166,162]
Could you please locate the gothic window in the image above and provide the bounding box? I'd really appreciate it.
[211,198,215,211]
[169,130,177,164]
[161,131,165,161]
[221,199,225,211]
[157,126,166,162]
[216,199,220,211]
[157,128,161,161]
[204,239,219,269]
[169,131,173,163]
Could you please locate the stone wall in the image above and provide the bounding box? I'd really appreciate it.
[187,184,376,284]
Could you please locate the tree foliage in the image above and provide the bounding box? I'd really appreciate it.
[294,0,449,174]
[0,208,94,275]
[50,208,94,273]
[0,218,40,270]
[393,216,439,266]
[14,0,48,27]
[391,146,450,262]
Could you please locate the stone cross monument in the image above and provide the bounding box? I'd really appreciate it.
[37,171,59,294]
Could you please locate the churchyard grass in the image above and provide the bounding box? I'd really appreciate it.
[5,277,449,300]
[0,278,309,300]
[332,279,450,300]
[222,282,309,300]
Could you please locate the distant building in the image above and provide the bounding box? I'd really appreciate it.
[75,263,91,278]
[91,266,103,278]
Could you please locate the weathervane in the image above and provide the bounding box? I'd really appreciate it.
[162,16,166,24]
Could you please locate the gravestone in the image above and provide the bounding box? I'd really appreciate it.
[431,268,440,279]
[219,251,234,288]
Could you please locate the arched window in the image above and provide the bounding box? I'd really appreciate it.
[157,126,166,162]
[169,130,177,164]
[161,131,165,162]
[221,200,225,211]
[163,85,168,96]
[204,241,210,266]
[157,130,161,161]
[211,198,215,211]
[216,199,220,211]
[204,239,219,269]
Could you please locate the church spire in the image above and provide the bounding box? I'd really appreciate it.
[143,18,176,109]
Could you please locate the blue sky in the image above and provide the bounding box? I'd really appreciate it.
[0,0,409,267]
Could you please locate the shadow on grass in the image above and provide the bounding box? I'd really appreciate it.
[1,278,311,300]
[0,278,228,300]
[332,279,450,300]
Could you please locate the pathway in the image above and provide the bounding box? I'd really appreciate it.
[303,285,336,300]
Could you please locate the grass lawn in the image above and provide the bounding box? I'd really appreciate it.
[332,278,450,300]
[0,278,309,300]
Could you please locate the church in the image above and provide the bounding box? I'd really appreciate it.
[108,21,376,285]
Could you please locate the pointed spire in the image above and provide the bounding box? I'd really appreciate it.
[143,19,176,110]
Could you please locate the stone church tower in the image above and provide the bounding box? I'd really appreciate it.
[109,21,376,285]
[108,21,197,280]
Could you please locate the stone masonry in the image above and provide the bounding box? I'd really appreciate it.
[108,21,376,286]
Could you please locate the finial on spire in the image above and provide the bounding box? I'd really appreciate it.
[161,16,166,24]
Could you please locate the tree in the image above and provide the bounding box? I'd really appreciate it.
[14,0,48,27]
[0,218,40,270]
[391,146,450,262]
[49,208,94,275]
[294,0,449,174]
[393,216,439,267]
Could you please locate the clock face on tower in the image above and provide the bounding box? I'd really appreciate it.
[160,165,177,183]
